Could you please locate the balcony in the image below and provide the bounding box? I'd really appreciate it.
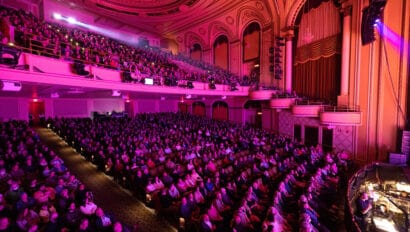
[0,52,250,97]
[249,89,277,100]
[320,106,362,125]
[291,100,326,117]
[269,95,296,109]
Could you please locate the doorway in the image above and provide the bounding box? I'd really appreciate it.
[29,100,45,126]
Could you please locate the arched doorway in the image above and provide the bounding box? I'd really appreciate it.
[212,101,228,121]
[244,100,262,128]
[190,43,202,61]
[178,102,189,114]
[192,101,206,117]
[213,35,229,71]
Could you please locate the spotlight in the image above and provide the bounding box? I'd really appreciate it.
[53,13,62,20]
[67,17,77,24]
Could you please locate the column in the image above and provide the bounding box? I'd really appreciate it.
[285,31,294,93]
[340,6,352,96]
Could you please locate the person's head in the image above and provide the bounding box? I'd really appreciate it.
[0,217,9,229]
[113,221,123,232]
[79,218,89,229]
[360,192,368,200]
[96,207,104,217]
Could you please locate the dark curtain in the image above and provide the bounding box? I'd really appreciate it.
[293,54,341,103]
[212,102,228,121]
[178,102,188,113]
[193,102,206,117]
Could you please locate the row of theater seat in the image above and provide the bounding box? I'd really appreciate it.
[48,112,345,232]
[0,120,130,231]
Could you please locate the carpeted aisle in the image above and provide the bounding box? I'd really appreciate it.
[35,127,177,232]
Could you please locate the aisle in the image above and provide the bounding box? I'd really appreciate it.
[35,127,177,232]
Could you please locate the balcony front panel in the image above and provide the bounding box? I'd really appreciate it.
[249,90,277,100]
[291,105,323,117]
[320,111,362,125]
[269,98,295,109]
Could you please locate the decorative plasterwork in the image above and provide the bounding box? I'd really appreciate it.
[184,31,209,50]
[237,5,271,34]
[286,0,306,27]
[208,21,235,43]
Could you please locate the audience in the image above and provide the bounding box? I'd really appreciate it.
[0,120,130,232]
[49,112,344,232]
[0,6,254,87]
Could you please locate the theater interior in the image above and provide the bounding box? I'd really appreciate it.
[0,0,409,231]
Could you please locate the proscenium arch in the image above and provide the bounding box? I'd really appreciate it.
[286,0,307,28]
[212,101,229,121]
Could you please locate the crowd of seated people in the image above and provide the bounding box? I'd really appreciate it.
[49,112,345,232]
[0,5,253,87]
[0,120,131,232]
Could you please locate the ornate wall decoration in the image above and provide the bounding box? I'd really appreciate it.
[255,1,264,10]
[176,36,183,43]
[208,21,235,42]
[237,6,270,31]
[198,27,206,35]
[226,16,234,25]
[184,31,207,49]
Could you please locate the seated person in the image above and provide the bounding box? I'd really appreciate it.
[355,192,372,231]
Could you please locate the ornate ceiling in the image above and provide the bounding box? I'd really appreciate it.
[55,0,274,37]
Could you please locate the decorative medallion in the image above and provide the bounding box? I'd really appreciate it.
[226,16,234,25]
[198,27,206,35]
[255,2,264,10]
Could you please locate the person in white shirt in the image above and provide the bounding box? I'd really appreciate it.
[80,197,97,216]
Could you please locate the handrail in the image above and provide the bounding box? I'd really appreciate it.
[322,105,361,112]
[294,99,326,105]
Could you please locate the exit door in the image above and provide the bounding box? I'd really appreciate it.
[29,100,45,126]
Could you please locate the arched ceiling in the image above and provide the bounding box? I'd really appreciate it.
[53,0,276,37]
[56,0,252,37]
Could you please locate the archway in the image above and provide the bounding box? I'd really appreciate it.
[213,35,229,70]
[190,43,202,61]
[292,0,341,103]
[243,22,261,83]
[212,101,228,121]
[178,102,189,114]
[192,101,206,117]
[244,100,262,128]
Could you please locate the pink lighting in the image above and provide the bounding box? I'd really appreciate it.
[53,13,62,20]
[33,98,38,102]
[67,17,77,24]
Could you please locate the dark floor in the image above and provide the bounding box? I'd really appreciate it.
[35,128,177,232]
